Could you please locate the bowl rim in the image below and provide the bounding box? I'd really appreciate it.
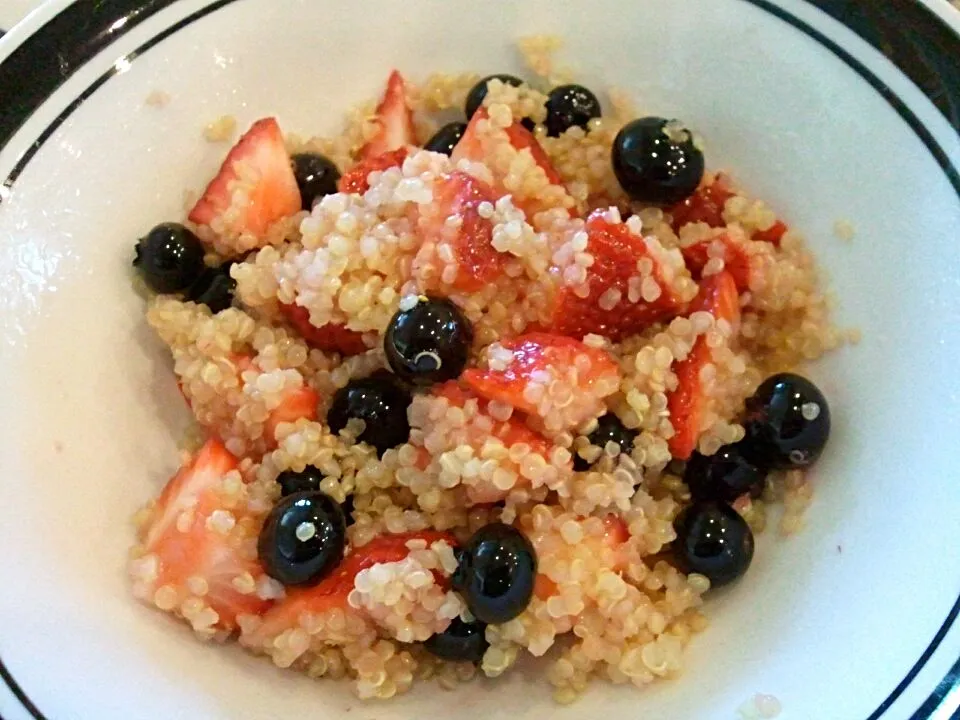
[0,1,958,719]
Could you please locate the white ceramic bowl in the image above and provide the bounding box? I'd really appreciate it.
[2,1,960,718]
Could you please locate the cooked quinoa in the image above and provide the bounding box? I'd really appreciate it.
[128,37,844,705]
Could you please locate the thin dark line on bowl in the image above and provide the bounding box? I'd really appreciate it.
[0,1,958,719]
[0,654,46,720]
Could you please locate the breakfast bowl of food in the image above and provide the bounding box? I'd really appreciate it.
[1,1,959,718]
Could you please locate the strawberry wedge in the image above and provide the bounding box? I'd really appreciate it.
[412,170,506,292]
[451,107,576,221]
[681,233,754,292]
[360,70,416,160]
[548,210,693,341]
[463,332,620,433]
[129,438,274,634]
[189,118,301,251]
[666,271,741,460]
[279,302,369,356]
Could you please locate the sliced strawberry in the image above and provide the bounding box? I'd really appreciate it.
[413,171,505,292]
[668,173,735,231]
[360,70,416,160]
[188,118,301,240]
[666,271,741,460]
[462,332,619,432]
[753,219,788,245]
[279,302,368,355]
[338,147,409,195]
[244,530,455,643]
[548,210,687,341]
[681,233,753,292]
[451,107,574,220]
[429,381,563,502]
[264,384,319,444]
[134,438,272,630]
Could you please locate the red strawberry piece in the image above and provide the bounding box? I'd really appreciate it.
[666,271,741,460]
[360,70,416,160]
[132,438,272,630]
[753,219,788,245]
[244,530,456,643]
[338,147,409,195]
[264,384,319,446]
[668,173,735,231]
[279,302,369,355]
[681,234,754,292]
[451,107,574,220]
[548,210,687,341]
[188,118,301,239]
[462,332,619,432]
[413,171,505,292]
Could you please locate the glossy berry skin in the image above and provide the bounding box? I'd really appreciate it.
[544,84,601,137]
[257,491,346,587]
[276,466,325,497]
[327,375,412,457]
[424,122,468,156]
[742,373,831,470]
[453,523,537,625]
[385,297,473,386]
[612,117,705,205]
[685,443,767,503]
[423,617,489,663]
[291,153,341,211]
[465,75,536,131]
[187,263,236,313]
[573,412,638,471]
[673,501,754,587]
[133,223,206,294]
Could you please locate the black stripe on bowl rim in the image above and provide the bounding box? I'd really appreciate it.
[0,2,958,719]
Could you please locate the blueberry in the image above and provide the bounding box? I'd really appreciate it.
[257,491,346,587]
[276,466,325,497]
[187,263,236,313]
[465,75,536,131]
[291,153,341,211]
[612,117,705,205]
[424,122,468,156]
[685,444,767,503]
[133,222,206,294]
[327,375,412,457]
[742,373,831,470]
[574,413,638,471]
[545,84,601,137]
[385,297,473,386]
[453,523,536,625]
[423,617,489,663]
[673,501,754,587]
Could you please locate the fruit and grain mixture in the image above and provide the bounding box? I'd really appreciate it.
[128,41,843,703]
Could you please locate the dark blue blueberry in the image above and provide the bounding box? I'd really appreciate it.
[685,443,767,503]
[574,413,638,471]
[276,466,325,497]
[423,617,489,663]
[133,223,206,294]
[424,122,468,156]
[292,153,341,211]
[327,375,412,457]
[742,373,831,470]
[385,297,473,386]
[612,117,705,205]
[673,501,754,587]
[545,84,601,137]
[187,263,236,313]
[258,491,346,587]
[453,523,536,625]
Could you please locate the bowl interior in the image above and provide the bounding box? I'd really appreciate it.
[1,1,959,719]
